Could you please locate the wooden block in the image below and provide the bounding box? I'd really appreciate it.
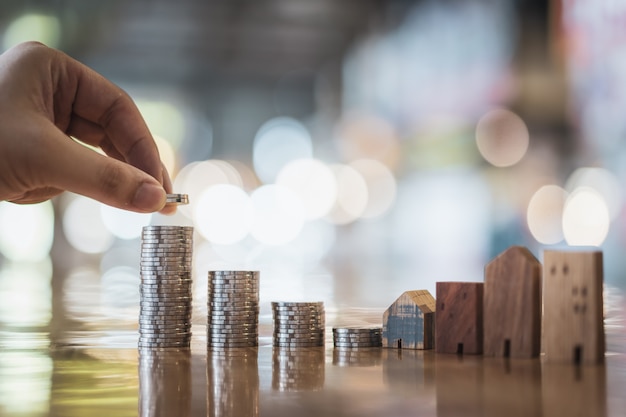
[436,282,483,355]
[382,290,436,350]
[484,246,542,358]
[543,250,604,364]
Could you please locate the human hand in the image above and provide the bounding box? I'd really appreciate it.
[0,41,175,214]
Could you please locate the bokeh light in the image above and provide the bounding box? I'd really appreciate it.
[562,187,610,246]
[276,158,338,220]
[194,184,254,244]
[526,185,567,244]
[348,159,397,219]
[154,135,177,176]
[326,164,369,225]
[476,108,529,167]
[63,266,104,324]
[253,117,313,184]
[63,195,114,254]
[135,99,186,150]
[100,266,140,314]
[0,201,54,262]
[100,204,152,240]
[3,13,61,50]
[334,111,401,168]
[250,185,305,245]
[565,167,622,220]
[174,160,241,218]
[0,259,52,327]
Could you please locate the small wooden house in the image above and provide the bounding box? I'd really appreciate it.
[484,246,542,358]
[436,282,484,355]
[382,290,436,350]
[543,250,604,364]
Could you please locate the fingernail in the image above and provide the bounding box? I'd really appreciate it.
[132,183,166,211]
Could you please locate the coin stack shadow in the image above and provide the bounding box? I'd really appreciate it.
[139,226,194,349]
[272,301,325,347]
[332,326,383,349]
[207,271,259,349]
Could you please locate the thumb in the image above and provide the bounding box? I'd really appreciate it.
[45,135,167,212]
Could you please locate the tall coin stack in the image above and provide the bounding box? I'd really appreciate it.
[207,270,260,349]
[332,326,383,349]
[139,225,194,349]
[272,301,325,347]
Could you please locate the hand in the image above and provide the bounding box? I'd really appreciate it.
[0,41,175,214]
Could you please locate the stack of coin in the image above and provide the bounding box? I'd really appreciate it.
[271,301,325,347]
[332,326,383,349]
[139,225,194,349]
[207,271,260,349]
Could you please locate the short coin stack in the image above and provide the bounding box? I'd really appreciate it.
[139,225,194,349]
[207,270,260,349]
[332,326,383,349]
[272,301,325,347]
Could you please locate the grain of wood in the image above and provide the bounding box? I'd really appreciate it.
[483,246,542,358]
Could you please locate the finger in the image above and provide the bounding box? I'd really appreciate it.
[9,187,63,204]
[66,114,126,161]
[52,49,166,184]
[42,127,167,213]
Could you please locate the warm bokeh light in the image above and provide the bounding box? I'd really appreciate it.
[348,159,397,219]
[250,185,304,245]
[476,108,529,167]
[194,184,254,244]
[327,164,369,225]
[526,185,567,244]
[334,111,401,168]
[0,201,54,262]
[135,99,186,150]
[63,195,114,254]
[154,135,177,176]
[2,13,61,50]
[100,204,152,240]
[253,117,313,184]
[565,167,622,220]
[276,158,338,220]
[0,259,52,327]
[562,187,610,246]
[0,351,52,414]
[226,160,261,192]
[174,160,241,218]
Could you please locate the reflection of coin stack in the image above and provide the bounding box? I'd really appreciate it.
[139,226,193,349]
[207,271,259,349]
[272,347,325,391]
[272,301,325,347]
[207,348,259,417]
[139,349,191,417]
[333,326,383,349]
[333,346,383,367]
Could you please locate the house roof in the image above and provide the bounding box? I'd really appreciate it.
[386,290,436,315]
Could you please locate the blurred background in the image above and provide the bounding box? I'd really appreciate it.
[1,0,626,338]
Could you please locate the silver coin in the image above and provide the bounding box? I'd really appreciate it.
[138,342,190,348]
[165,194,189,204]
[140,275,192,282]
[272,341,324,348]
[140,290,192,298]
[140,284,191,291]
[333,342,382,348]
[140,243,193,249]
[143,225,193,231]
[208,270,259,275]
[139,320,191,327]
[140,302,192,310]
[140,314,192,321]
[273,334,324,341]
[141,237,192,243]
[140,255,191,261]
[272,301,323,307]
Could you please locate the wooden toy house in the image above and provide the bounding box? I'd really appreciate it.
[436,282,484,355]
[543,250,604,364]
[483,246,542,358]
[382,290,436,350]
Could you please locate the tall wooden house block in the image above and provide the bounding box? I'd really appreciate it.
[436,282,484,355]
[484,246,542,358]
[382,290,436,350]
[543,250,604,364]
